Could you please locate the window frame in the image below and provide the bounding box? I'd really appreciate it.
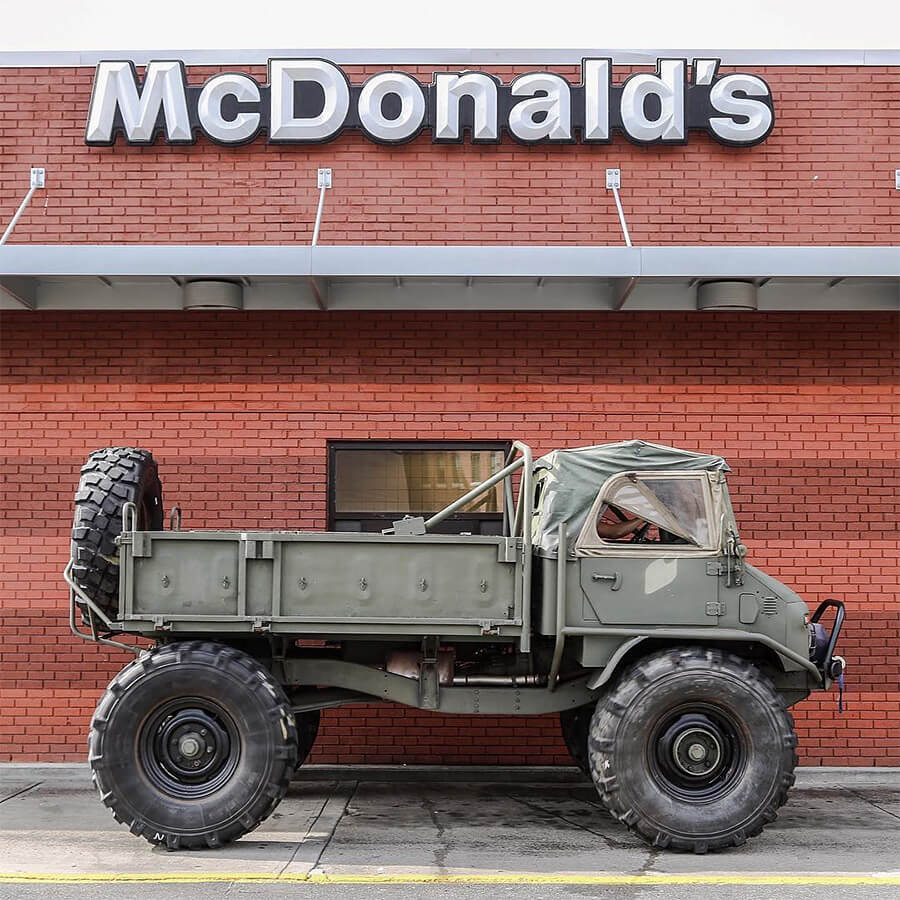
[326,439,512,532]
[575,470,721,556]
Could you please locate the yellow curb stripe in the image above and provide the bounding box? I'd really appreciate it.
[1,873,900,885]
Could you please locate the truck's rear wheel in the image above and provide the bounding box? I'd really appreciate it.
[559,705,592,777]
[89,641,297,850]
[71,447,163,618]
[589,647,797,853]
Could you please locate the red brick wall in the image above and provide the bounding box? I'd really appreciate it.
[0,64,898,246]
[1,310,897,764]
[0,59,897,763]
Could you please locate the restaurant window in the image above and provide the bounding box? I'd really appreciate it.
[328,441,510,535]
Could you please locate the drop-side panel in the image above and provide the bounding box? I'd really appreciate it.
[132,539,239,616]
[278,540,514,621]
[121,531,520,633]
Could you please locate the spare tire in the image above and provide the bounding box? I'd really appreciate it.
[71,447,163,618]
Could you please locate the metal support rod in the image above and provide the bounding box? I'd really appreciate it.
[424,455,525,530]
[613,276,638,311]
[311,186,327,246]
[610,185,632,248]
[605,169,636,309]
[1,168,45,246]
[452,674,546,686]
[547,521,568,691]
[65,559,141,656]
[0,186,36,246]
[511,440,533,654]
[502,476,516,536]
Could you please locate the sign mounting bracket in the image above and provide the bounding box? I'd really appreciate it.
[309,168,333,310]
[0,168,46,247]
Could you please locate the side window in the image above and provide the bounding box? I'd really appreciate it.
[328,441,510,535]
[592,474,712,548]
[644,477,710,546]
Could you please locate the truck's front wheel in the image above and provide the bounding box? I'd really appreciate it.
[90,642,298,849]
[589,647,797,853]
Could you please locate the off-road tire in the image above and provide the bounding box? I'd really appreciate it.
[89,641,298,850]
[589,647,797,853]
[71,447,163,617]
[559,704,593,777]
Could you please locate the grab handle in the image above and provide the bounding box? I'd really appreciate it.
[592,571,622,591]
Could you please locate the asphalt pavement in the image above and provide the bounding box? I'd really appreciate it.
[0,764,898,899]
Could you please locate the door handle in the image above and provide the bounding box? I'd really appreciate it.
[592,571,622,591]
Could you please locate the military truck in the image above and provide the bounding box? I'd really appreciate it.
[67,440,845,853]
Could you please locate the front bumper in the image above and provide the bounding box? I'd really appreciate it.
[810,599,846,687]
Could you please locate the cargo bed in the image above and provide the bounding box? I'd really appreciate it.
[116,529,524,638]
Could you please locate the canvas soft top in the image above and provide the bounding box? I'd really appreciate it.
[531,440,730,555]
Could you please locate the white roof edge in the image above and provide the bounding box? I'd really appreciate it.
[1,246,898,279]
[0,48,898,68]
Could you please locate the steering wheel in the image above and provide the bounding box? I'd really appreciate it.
[631,522,652,543]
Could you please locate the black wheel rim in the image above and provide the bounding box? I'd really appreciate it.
[138,697,240,799]
[648,704,746,802]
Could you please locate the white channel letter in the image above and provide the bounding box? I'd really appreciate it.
[197,73,261,143]
[620,59,686,142]
[433,72,499,141]
[709,74,773,144]
[358,72,426,142]
[508,73,572,142]
[582,59,610,141]
[85,61,190,143]
[269,59,350,142]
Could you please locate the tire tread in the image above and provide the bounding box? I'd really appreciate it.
[589,647,798,853]
[71,447,163,617]
[88,641,297,850]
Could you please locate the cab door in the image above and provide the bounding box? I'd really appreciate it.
[575,472,721,627]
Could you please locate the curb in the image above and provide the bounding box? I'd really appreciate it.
[2,762,899,787]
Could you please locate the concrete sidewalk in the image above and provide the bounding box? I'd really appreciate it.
[0,765,898,897]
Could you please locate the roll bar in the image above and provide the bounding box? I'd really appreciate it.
[423,440,534,652]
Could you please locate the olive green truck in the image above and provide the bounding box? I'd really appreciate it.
[66,440,845,854]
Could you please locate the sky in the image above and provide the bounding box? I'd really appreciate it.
[0,0,897,51]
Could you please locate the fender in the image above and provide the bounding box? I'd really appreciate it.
[581,627,822,691]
